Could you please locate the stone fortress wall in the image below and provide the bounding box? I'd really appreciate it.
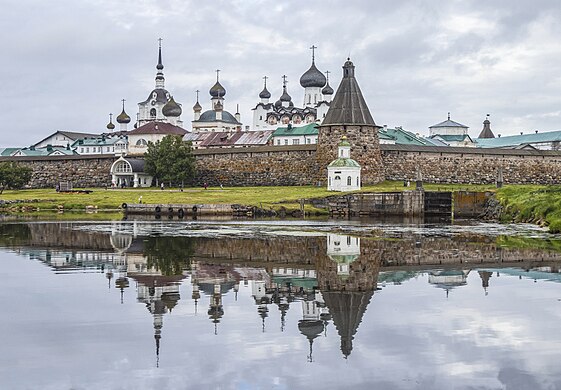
[3,142,561,188]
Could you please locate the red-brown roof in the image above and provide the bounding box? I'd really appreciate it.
[127,121,187,136]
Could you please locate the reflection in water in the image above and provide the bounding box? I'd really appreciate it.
[3,221,561,388]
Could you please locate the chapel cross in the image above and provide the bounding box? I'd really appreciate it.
[263,75,268,87]
[158,38,163,47]
[282,75,287,87]
[310,45,317,61]
[216,69,220,81]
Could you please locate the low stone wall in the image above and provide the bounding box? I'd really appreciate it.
[0,154,115,188]
[4,143,561,188]
[193,145,321,186]
[381,144,561,184]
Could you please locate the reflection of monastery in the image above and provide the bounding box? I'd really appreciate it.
[7,222,561,362]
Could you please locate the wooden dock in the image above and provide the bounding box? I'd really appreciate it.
[122,203,256,217]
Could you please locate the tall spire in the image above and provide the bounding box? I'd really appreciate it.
[310,44,317,63]
[155,38,165,88]
[478,114,495,139]
[322,58,375,125]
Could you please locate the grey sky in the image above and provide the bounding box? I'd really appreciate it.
[3,0,561,147]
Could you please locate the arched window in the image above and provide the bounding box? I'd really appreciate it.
[150,108,156,118]
[347,176,352,185]
[113,161,131,173]
[334,175,341,180]
[136,139,148,146]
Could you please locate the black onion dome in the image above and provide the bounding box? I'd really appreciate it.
[322,81,334,95]
[193,101,202,111]
[106,120,115,130]
[162,96,182,117]
[280,88,291,102]
[300,61,327,88]
[116,109,131,124]
[259,86,271,99]
[210,81,226,98]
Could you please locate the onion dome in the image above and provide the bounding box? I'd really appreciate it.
[300,60,326,88]
[162,96,182,117]
[259,85,271,99]
[193,100,202,112]
[322,81,334,95]
[259,77,271,99]
[210,80,226,98]
[106,113,115,130]
[116,101,131,124]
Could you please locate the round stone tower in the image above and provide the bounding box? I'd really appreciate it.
[316,58,384,185]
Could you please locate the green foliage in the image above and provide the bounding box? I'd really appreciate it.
[144,135,195,186]
[496,185,561,232]
[0,162,32,192]
[143,236,194,275]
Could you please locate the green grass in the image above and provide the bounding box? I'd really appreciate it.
[0,181,498,211]
[496,185,561,233]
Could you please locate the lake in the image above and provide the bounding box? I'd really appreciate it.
[1,218,561,390]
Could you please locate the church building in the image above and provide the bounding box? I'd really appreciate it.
[191,71,242,133]
[252,46,333,130]
[136,40,184,128]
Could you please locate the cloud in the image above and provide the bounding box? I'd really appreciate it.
[2,0,561,146]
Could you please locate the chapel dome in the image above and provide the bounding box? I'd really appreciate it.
[259,86,271,99]
[209,81,226,98]
[162,96,182,117]
[106,120,115,130]
[116,109,131,124]
[322,82,334,95]
[300,61,327,88]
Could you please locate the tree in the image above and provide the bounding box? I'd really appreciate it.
[0,162,32,193]
[144,135,196,186]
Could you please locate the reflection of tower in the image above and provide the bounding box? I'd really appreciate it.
[192,278,200,314]
[252,280,272,332]
[208,284,224,335]
[299,293,325,362]
[128,271,185,367]
[115,276,129,304]
[478,270,493,296]
[428,270,470,298]
[317,233,381,359]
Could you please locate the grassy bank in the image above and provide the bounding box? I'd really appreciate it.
[496,185,561,233]
[0,181,497,213]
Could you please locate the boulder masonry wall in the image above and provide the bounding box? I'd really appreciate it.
[3,143,561,188]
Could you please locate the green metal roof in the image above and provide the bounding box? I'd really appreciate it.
[475,130,561,148]
[328,157,360,168]
[379,127,428,146]
[0,148,21,156]
[272,123,318,137]
[71,137,122,147]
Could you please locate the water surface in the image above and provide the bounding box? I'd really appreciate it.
[1,219,561,390]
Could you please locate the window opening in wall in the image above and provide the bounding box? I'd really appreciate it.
[347,176,352,185]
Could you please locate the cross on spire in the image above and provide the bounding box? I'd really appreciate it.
[447,112,451,120]
[158,37,163,48]
[263,75,268,87]
[216,69,220,81]
[310,45,317,62]
[282,75,287,87]
[325,70,330,82]
[109,113,113,121]
[195,90,200,102]
[121,99,126,110]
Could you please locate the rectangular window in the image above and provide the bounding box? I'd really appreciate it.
[277,139,280,145]
[306,139,311,144]
[284,139,288,145]
[80,148,84,153]
[86,147,89,153]
[293,139,300,145]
